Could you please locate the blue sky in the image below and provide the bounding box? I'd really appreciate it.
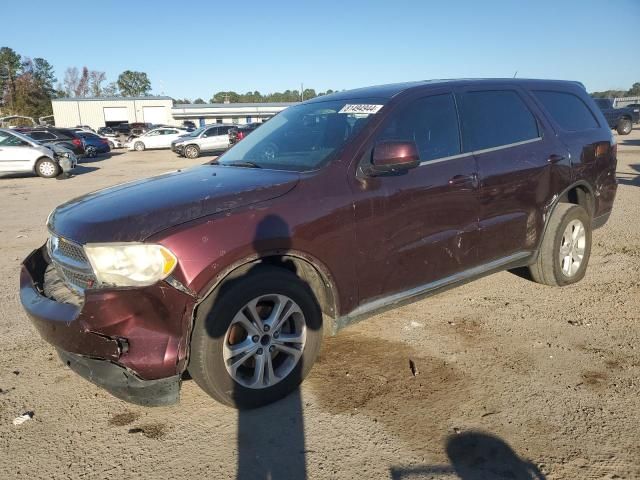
[2,0,638,99]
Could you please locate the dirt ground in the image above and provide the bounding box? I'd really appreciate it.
[0,131,639,480]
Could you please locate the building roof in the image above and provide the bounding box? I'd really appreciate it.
[173,102,298,109]
[52,96,173,102]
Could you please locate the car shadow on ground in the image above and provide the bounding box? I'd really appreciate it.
[616,163,640,187]
[390,431,546,479]
[619,138,640,147]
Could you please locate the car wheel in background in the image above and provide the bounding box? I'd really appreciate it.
[134,141,145,151]
[616,118,632,135]
[35,157,60,178]
[529,203,591,286]
[189,267,323,409]
[184,145,200,159]
[85,146,97,158]
[108,141,114,149]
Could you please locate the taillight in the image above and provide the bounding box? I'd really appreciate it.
[72,138,81,146]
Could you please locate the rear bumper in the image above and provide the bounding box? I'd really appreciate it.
[20,245,196,404]
[58,349,180,406]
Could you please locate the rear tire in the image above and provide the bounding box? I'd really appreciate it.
[134,141,145,151]
[85,145,97,158]
[189,267,323,409]
[617,118,632,135]
[529,203,591,286]
[184,144,200,159]
[35,157,60,178]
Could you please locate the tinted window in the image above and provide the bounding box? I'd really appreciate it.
[0,132,25,146]
[460,90,539,152]
[534,91,599,131]
[204,127,218,137]
[28,131,56,140]
[378,94,461,162]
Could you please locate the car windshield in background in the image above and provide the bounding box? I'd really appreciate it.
[185,126,207,137]
[217,98,386,171]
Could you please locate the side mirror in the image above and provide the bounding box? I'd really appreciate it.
[367,141,420,176]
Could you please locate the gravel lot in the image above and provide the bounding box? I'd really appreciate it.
[1,131,639,479]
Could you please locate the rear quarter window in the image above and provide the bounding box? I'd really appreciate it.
[533,91,599,131]
[459,90,539,152]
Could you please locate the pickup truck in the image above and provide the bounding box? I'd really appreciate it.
[592,98,638,135]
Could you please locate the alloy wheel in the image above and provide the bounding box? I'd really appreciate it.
[223,294,306,389]
[559,219,586,277]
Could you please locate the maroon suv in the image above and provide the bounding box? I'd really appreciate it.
[20,79,617,408]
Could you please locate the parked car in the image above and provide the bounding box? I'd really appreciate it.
[182,120,197,130]
[0,128,77,178]
[116,123,131,135]
[75,125,95,132]
[19,79,617,408]
[171,124,233,158]
[18,127,86,156]
[228,122,262,146]
[126,127,187,151]
[624,103,640,119]
[97,127,118,137]
[592,98,638,134]
[74,131,111,157]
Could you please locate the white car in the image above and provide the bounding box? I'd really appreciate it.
[170,124,234,158]
[0,128,77,178]
[126,127,187,151]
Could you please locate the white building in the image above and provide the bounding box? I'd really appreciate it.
[52,97,295,130]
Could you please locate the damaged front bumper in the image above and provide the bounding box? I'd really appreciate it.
[20,245,196,406]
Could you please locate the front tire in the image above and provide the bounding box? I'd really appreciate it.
[134,141,145,151]
[529,203,591,286]
[617,118,632,135]
[184,144,200,159]
[35,157,60,178]
[85,145,97,158]
[189,267,323,409]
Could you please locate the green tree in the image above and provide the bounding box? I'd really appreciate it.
[117,70,151,96]
[75,66,90,97]
[627,82,640,96]
[0,47,22,107]
[32,58,56,96]
[193,97,206,104]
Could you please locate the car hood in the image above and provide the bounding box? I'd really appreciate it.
[49,165,300,243]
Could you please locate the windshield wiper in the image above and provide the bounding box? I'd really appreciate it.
[223,161,262,168]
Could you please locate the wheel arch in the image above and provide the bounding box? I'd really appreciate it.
[33,155,57,174]
[192,250,339,336]
[536,180,595,255]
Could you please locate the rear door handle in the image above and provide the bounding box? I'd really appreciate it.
[547,154,565,164]
[449,173,479,188]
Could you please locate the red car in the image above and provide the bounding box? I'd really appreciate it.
[20,79,617,408]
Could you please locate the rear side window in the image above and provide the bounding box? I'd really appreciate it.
[203,128,218,137]
[459,90,539,152]
[533,91,599,131]
[378,93,461,162]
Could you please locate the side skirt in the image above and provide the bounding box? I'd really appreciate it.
[333,251,533,334]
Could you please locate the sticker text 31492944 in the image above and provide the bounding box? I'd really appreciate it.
[338,104,384,115]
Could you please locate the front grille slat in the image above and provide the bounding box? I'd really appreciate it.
[48,234,96,293]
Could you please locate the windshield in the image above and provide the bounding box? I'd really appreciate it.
[217,98,386,171]
[185,126,207,137]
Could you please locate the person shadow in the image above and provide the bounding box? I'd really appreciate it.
[203,214,314,479]
[390,431,546,479]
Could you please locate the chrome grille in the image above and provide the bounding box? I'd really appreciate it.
[48,234,96,293]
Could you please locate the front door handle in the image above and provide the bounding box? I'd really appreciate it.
[449,173,479,188]
[547,154,565,164]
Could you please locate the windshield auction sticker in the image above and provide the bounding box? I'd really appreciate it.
[338,104,384,115]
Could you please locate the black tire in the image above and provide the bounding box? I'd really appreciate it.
[189,266,323,409]
[529,203,591,286]
[35,157,60,178]
[85,146,97,158]
[134,141,145,151]
[184,144,200,159]
[616,118,632,135]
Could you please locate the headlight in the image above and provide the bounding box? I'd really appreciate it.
[84,243,177,287]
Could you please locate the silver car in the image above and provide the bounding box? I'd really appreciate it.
[171,124,234,158]
[0,128,77,178]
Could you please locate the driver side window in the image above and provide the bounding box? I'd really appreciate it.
[0,133,26,147]
[378,93,461,162]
